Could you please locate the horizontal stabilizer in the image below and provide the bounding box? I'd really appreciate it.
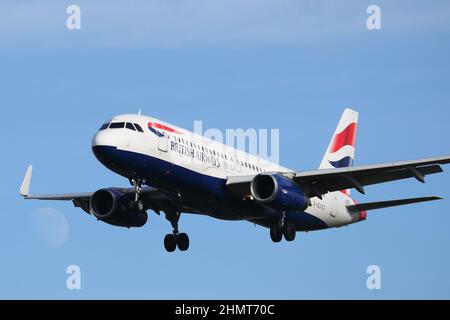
[347,196,442,212]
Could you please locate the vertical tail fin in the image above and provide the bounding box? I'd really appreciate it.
[319,108,359,194]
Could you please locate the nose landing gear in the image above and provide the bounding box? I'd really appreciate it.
[130,178,145,212]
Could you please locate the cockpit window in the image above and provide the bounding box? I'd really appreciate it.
[134,123,144,132]
[99,123,109,131]
[126,123,136,131]
[109,122,125,129]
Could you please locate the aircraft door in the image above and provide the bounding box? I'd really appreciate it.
[330,195,338,217]
[158,135,168,152]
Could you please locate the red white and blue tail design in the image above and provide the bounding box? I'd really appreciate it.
[319,108,359,194]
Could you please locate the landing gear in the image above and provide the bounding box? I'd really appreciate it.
[164,211,190,252]
[130,178,145,212]
[135,199,144,212]
[164,234,177,252]
[176,233,190,251]
[283,223,296,242]
[270,225,282,243]
[270,212,297,243]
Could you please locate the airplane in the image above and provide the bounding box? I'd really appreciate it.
[20,108,450,252]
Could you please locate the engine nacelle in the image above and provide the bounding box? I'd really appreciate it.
[250,174,310,211]
[90,188,148,228]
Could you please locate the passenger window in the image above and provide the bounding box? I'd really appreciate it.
[134,123,144,132]
[109,122,125,129]
[126,123,136,131]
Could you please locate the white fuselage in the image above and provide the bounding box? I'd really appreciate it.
[92,114,363,230]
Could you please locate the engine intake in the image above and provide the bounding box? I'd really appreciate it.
[250,174,309,211]
[90,188,147,228]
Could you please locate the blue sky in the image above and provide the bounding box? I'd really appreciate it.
[1,0,450,299]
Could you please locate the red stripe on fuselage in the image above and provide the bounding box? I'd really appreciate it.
[148,122,182,134]
[330,123,357,153]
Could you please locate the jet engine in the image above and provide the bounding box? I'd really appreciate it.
[90,188,148,228]
[250,174,310,211]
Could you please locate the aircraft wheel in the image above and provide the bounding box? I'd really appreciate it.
[136,200,144,212]
[164,234,177,252]
[283,223,296,242]
[270,225,283,243]
[177,233,190,251]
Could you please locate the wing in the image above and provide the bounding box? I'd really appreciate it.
[227,155,450,198]
[20,166,93,201]
[19,165,178,215]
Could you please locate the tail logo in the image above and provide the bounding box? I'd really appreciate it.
[329,156,354,168]
[330,123,357,153]
[328,122,357,169]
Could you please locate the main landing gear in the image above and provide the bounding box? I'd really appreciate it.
[270,212,296,243]
[164,211,190,252]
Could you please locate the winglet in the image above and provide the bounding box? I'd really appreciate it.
[20,165,33,197]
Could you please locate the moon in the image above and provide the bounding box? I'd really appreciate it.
[31,207,69,248]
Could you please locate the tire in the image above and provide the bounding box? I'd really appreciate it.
[270,225,282,243]
[164,234,177,252]
[177,233,190,251]
[283,223,296,242]
[136,200,144,212]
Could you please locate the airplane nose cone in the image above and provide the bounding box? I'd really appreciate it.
[92,131,114,148]
[92,131,118,165]
[91,127,132,178]
[92,144,116,165]
[91,132,102,148]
